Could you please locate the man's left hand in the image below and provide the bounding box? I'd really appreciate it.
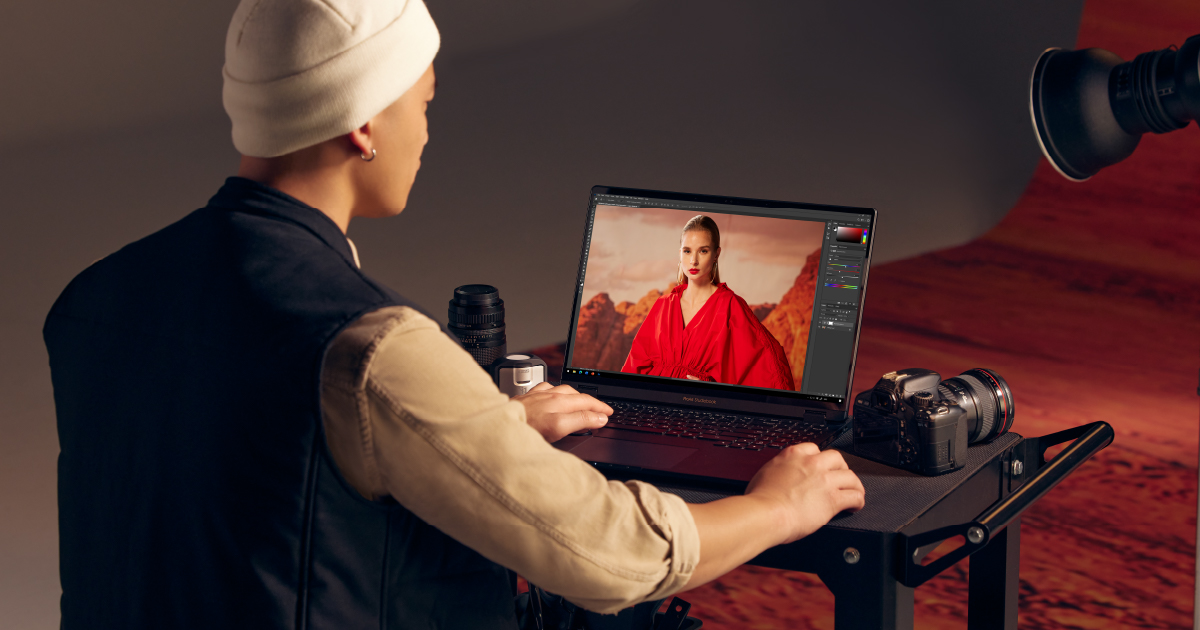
[513,382,612,442]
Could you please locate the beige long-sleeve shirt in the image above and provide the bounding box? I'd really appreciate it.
[319,305,700,613]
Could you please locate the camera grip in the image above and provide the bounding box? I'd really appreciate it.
[897,421,1114,587]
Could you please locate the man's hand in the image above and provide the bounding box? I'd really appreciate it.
[745,443,865,545]
[512,382,613,443]
[683,442,864,589]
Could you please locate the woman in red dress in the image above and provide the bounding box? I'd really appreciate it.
[621,215,796,390]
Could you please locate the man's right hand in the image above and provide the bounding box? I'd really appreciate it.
[745,443,865,545]
[683,442,865,589]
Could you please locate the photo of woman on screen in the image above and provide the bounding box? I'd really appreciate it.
[620,215,795,390]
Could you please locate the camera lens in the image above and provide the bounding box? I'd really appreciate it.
[937,368,1015,444]
[448,284,506,367]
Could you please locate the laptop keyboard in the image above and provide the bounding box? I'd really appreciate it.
[602,400,832,451]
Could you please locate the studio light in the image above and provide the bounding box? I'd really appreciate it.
[1029,34,1200,181]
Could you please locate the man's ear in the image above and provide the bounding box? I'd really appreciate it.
[346,119,374,158]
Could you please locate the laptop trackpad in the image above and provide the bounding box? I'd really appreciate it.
[569,437,697,469]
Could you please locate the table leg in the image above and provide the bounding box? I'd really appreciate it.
[967,518,1020,630]
[822,556,915,630]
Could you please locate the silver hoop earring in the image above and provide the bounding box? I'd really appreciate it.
[360,149,376,162]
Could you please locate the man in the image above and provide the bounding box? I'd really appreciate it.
[44,0,865,627]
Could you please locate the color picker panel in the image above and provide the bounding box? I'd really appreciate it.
[836,226,867,244]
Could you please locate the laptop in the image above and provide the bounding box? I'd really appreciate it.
[553,186,877,489]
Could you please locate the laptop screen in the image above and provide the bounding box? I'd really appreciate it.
[562,186,875,413]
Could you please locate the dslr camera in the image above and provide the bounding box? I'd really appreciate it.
[851,368,1014,475]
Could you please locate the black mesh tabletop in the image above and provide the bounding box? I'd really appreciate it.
[657,431,1022,534]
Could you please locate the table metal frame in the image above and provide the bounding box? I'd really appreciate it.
[648,422,1112,630]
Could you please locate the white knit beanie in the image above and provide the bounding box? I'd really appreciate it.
[222,0,440,158]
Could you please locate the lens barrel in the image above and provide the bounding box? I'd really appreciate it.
[448,284,507,367]
[937,368,1015,444]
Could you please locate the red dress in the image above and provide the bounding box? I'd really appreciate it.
[621,283,795,390]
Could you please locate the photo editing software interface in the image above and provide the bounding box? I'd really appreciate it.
[565,191,872,404]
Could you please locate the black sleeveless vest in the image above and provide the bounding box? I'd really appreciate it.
[44,178,516,629]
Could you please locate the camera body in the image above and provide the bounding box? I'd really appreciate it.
[852,368,1014,475]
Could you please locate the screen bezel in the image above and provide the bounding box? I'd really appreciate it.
[561,185,877,419]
